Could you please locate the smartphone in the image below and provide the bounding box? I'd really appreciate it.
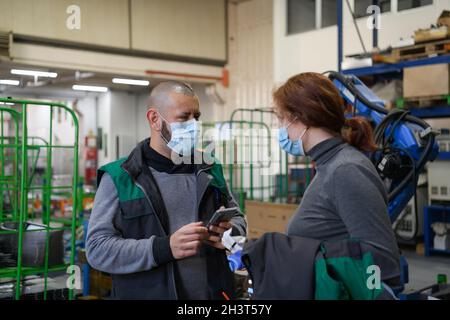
[206,207,239,228]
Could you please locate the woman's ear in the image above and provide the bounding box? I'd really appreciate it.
[288,119,308,140]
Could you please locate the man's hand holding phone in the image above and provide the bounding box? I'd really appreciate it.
[170,206,239,258]
[170,222,208,259]
[204,206,237,250]
[205,221,232,249]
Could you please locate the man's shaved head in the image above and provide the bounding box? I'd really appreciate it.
[148,81,198,113]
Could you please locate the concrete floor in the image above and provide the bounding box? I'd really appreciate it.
[402,248,450,292]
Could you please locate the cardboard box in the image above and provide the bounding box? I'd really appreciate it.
[245,200,297,237]
[414,26,449,43]
[438,10,450,28]
[247,228,267,239]
[403,64,450,98]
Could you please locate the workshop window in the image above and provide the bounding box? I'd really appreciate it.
[354,0,391,18]
[321,0,338,27]
[397,0,433,11]
[287,0,316,35]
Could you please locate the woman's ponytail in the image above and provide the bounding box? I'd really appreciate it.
[341,116,377,152]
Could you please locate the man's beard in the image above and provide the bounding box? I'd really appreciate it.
[160,119,171,144]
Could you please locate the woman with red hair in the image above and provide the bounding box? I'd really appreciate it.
[273,72,401,293]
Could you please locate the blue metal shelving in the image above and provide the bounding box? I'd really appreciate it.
[409,105,450,119]
[437,152,450,161]
[342,55,450,77]
[336,0,450,120]
[341,55,450,119]
[341,58,450,119]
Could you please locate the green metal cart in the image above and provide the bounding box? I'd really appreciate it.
[0,98,79,300]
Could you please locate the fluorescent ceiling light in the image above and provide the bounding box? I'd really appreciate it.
[72,84,108,92]
[11,69,57,78]
[0,102,15,105]
[112,78,150,86]
[0,79,20,86]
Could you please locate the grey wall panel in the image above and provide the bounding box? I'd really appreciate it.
[0,0,130,48]
[0,0,227,63]
[130,0,226,61]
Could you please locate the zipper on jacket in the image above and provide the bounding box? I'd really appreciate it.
[196,167,214,212]
[122,166,179,299]
[196,166,211,177]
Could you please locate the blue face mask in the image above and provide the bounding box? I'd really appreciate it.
[278,121,308,156]
[159,114,199,156]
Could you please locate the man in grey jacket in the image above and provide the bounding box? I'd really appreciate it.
[86,81,247,300]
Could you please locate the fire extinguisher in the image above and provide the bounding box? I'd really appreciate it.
[85,130,98,186]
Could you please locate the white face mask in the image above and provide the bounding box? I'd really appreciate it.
[159,113,200,156]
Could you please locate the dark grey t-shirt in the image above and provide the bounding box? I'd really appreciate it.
[150,167,209,300]
[286,138,400,277]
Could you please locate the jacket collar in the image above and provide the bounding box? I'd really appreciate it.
[121,138,213,180]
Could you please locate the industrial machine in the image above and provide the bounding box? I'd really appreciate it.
[329,71,439,223]
[428,132,450,205]
[424,130,450,260]
[394,183,427,243]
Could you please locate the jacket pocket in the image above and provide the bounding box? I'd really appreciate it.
[120,197,154,220]
[118,198,160,240]
[315,254,350,300]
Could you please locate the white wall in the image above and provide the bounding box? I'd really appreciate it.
[25,102,78,176]
[71,97,96,175]
[26,105,51,145]
[96,92,112,166]
[136,94,150,143]
[192,83,218,123]
[224,0,274,118]
[75,97,96,138]
[274,0,450,83]
[96,91,139,166]
[110,91,141,160]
